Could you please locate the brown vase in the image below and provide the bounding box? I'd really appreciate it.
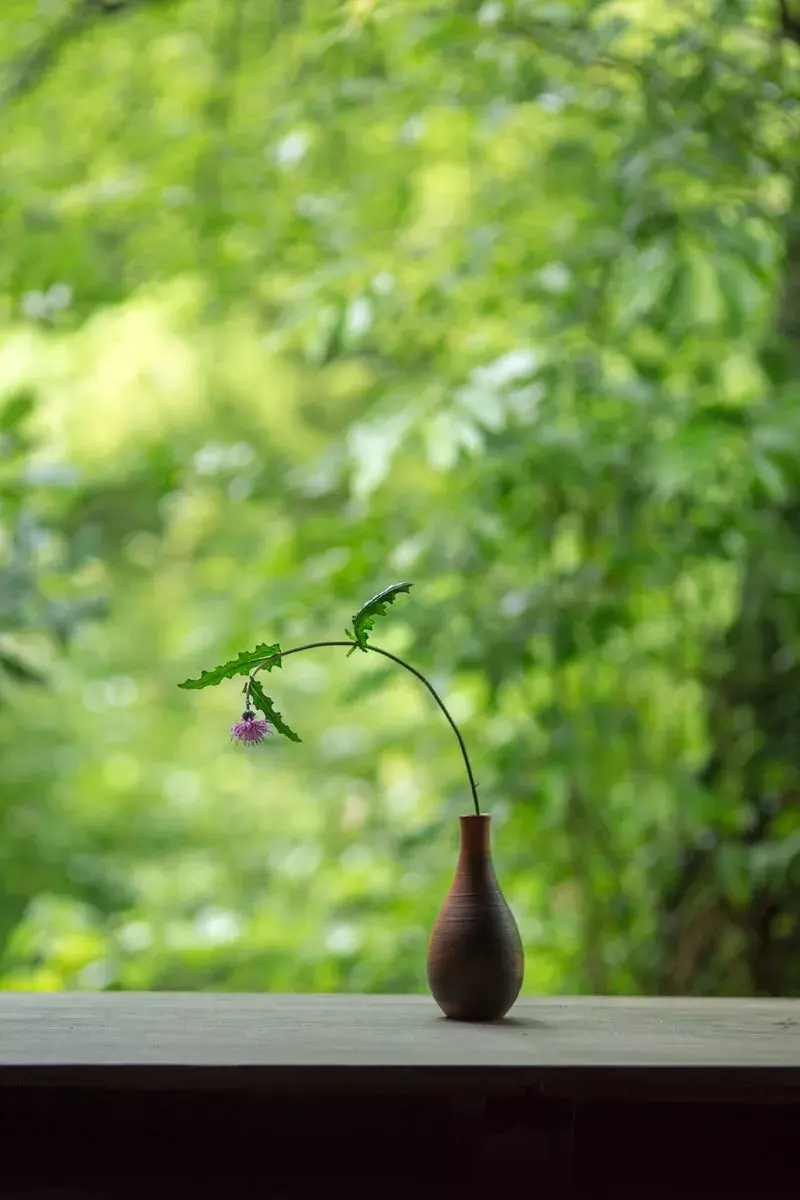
[427,814,524,1022]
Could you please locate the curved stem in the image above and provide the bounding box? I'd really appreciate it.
[245,640,481,816]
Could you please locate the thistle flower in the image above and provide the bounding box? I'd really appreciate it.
[230,710,271,745]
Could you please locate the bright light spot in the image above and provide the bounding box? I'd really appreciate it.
[500,590,529,618]
[346,296,373,339]
[195,908,241,944]
[24,460,79,487]
[117,921,153,953]
[20,292,49,321]
[283,844,322,878]
[325,923,361,955]
[472,348,540,389]
[275,130,310,168]
[477,1,505,27]
[48,283,72,310]
[228,476,253,502]
[371,272,395,295]
[539,262,571,294]
[386,777,419,817]
[399,116,425,143]
[538,92,565,113]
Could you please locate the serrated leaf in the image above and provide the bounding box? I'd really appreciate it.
[350,582,413,649]
[249,678,301,742]
[178,642,282,690]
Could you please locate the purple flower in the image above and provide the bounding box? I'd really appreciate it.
[231,710,271,746]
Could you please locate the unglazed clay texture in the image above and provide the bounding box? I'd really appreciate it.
[427,815,524,1022]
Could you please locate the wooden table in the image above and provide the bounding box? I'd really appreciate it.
[1,994,798,1197]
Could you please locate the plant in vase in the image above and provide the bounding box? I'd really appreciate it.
[179,584,524,1021]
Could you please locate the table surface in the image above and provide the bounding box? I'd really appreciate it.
[1,993,798,1078]
[2,996,798,1191]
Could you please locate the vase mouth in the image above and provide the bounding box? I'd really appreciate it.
[458,812,491,853]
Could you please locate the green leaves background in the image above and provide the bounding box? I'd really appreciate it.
[0,0,798,996]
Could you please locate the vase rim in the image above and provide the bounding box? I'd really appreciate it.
[459,812,490,821]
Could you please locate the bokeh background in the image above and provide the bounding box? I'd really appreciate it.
[1,0,799,997]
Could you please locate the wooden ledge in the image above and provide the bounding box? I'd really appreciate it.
[1,995,799,1195]
[1,993,798,1100]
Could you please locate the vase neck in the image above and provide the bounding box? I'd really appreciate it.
[458,814,491,857]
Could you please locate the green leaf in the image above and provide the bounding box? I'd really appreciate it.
[178,643,282,690]
[249,678,301,743]
[612,238,677,330]
[0,390,35,432]
[350,582,413,650]
[0,651,44,684]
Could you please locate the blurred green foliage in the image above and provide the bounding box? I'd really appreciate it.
[1,0,799,997]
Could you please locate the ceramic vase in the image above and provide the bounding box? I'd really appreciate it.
[427,814,524,1022]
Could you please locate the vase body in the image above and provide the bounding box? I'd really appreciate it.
[427,814,524,1022]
